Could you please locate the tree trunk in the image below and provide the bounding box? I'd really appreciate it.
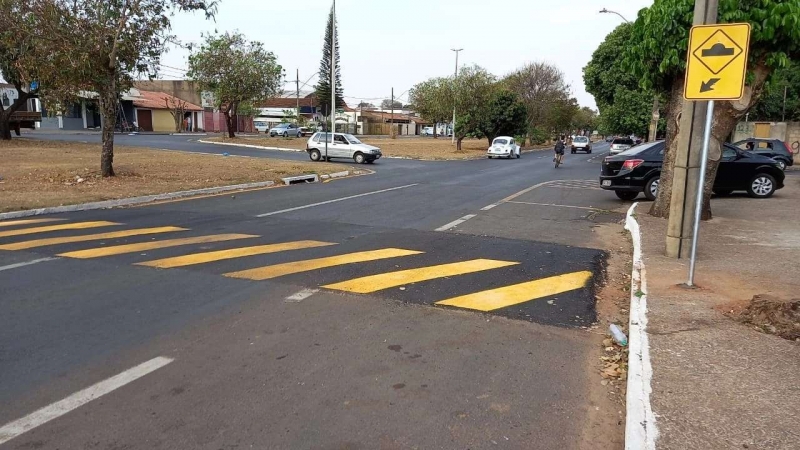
[0,88,32,141]
[650,61,771,220]
[98,87,118,177]
[224,111,236,138]
[0,114,11,140]
[456,137,463,151]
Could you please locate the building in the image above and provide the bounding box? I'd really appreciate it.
[359,110,430,136]
[129,90,203,132]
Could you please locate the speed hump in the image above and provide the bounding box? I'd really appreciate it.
[683,23,751,100]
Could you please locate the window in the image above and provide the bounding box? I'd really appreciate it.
[334,135,347,144]
[722,147,737,160]
[510,139,515,146]
[315,133,332,143]
[612,138,634,145]
[493,138,508,145]
[574,136,589,143]
[344,134,362,144]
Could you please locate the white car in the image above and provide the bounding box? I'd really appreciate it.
[306,132,382,164]
[487,136,520,159]
[571,136,592,154]
[254,120,270,133]
[609,137,635,155]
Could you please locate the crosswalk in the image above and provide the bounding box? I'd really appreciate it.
[0,217,596,319]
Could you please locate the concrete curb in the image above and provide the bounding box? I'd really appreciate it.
[0,181,276,220]
[197,139,303,153]
[624,203,658,450]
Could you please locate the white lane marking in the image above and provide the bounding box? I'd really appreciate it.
[0,257,60,272]
[480,204,498,211]
[435,214,477,232]
[0,356,173,445]
[498,180,553,203]
[506,201,613,212]
[285,288,319,303]
[256,184,419,217]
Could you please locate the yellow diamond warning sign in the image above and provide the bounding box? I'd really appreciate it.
[684,23,751,101]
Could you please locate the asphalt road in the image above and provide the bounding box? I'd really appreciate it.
[1,136,626,449]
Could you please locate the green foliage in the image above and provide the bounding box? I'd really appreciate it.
[749,61,800,121]
[572,106,598,132]
[504,61,574,133]
[408,77,454,132]
[477,90,528,143]
[188,32,283,137]
[598,88,653,136]
[626,0,800,93]
[527,126,549,145]
[547,96,579,134]
[452,65,497,139]
[314,7,344,116]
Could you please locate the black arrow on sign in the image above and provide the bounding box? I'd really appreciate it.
[700,78,721,93]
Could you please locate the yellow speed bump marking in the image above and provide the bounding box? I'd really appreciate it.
[323,259,518,293]
[0,227,187,251]
[0,221,118,239]
[0,218,66,228]
[225,248,422,281]
[435,270,593,312]
[138,240,336,269]
[58,234,257,259]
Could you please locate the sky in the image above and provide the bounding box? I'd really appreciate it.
[161,0,654,110]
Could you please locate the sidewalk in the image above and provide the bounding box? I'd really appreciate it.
[639,173,800,449]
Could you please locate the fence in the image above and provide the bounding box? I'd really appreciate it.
[202,111,254,133]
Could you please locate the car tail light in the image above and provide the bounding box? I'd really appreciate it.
[622,159,645,170]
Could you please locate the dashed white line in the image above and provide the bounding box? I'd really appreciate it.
[285,288,319,303]
[435,214,477,232]
[257,184,419,217]
[480,204,498,211]
[0,356,174,445]
[0,257,60,272]
[506,201,612,212]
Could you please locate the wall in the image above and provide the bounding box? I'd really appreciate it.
[39,117,60,129]
[151,110,176,132]
[133,80,202,106]
[787,123,800,164]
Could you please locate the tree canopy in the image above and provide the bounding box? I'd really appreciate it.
[749,61,800,121]
[188,32,283,138]
[314,7,344,118]
[408,77,453,138]
[504,61,575,137]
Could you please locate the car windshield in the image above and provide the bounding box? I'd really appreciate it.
[275,124,289,128]
[612,138,634,145]
[254,121,267,127]
[344,134,362,144]
[574,137,589,143]
[493,139,508,145]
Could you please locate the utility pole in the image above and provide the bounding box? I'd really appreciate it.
[296,68,300,122]
[451,48,463,143]
[783,85,788,122]
[665,0,719,259]
[390,87,395,138]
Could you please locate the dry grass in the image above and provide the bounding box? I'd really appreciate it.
[0,139,353,213]
[207,136,551,161]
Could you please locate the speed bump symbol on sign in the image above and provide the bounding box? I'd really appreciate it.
[683,23,751,100]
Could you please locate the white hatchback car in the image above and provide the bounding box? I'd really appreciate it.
[487,136,521,159]
[306,132,382,164]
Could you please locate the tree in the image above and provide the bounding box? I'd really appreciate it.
[452,65,497,150]
[408,77,453,138]
[547,96,580,136]
[476,90,528,145]
[163,95,187,133]
[584,22,657,137]
[357,102,376,110]
[625,0,800,219]
[17,0,215,176]
[572,106,598,134]
[381,99,403,110]
[314,6,344,120]
[504,62,573,136]
[749,61,800,121]
[188,32,283,138]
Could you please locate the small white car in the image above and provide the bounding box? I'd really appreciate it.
[571,136,592,154]
[254,120,270,134]
[609,137,635,155]
[487,136,520,159]
[306,132,382,164]
[422,126,435,136]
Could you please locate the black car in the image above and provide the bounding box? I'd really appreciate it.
[732,138,794,171]
[599,140,785,200]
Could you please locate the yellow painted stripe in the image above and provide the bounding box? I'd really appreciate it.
[323,259,519,293]
[58,234,257,259]
[435,271,593,312]
[0,218,66,228]
[0,221,118,238]
[138,240,336,269]
[0,227,187,250]
[225,248,423,281]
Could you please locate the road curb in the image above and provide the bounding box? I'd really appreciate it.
[0,181,276,220]
[623,203,658,450]
[197,139,304,153]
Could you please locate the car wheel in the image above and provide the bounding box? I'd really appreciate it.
[488,156,492,159]
[615,191,639,201]
[270,133,275,137]
[644,177,660,201]
[571,150,576,154]
[309,149,322,162]
[587,149,592,154]
[747,173,776,198]
[283,132,288,138]
[516,151,521,159]
[366,160,374,164]
[713,189,733,196]
[776,160,787,171]
[354,152,366,164]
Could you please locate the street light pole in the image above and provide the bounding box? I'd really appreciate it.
[599,8,630,23]
[451,48,462,143]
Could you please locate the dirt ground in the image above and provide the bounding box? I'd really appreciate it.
[0,139,351,213]
[207,136,550,160]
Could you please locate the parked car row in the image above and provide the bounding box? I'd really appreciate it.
[599,140,785,200]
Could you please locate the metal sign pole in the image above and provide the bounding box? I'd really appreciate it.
[687,100,715,286]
